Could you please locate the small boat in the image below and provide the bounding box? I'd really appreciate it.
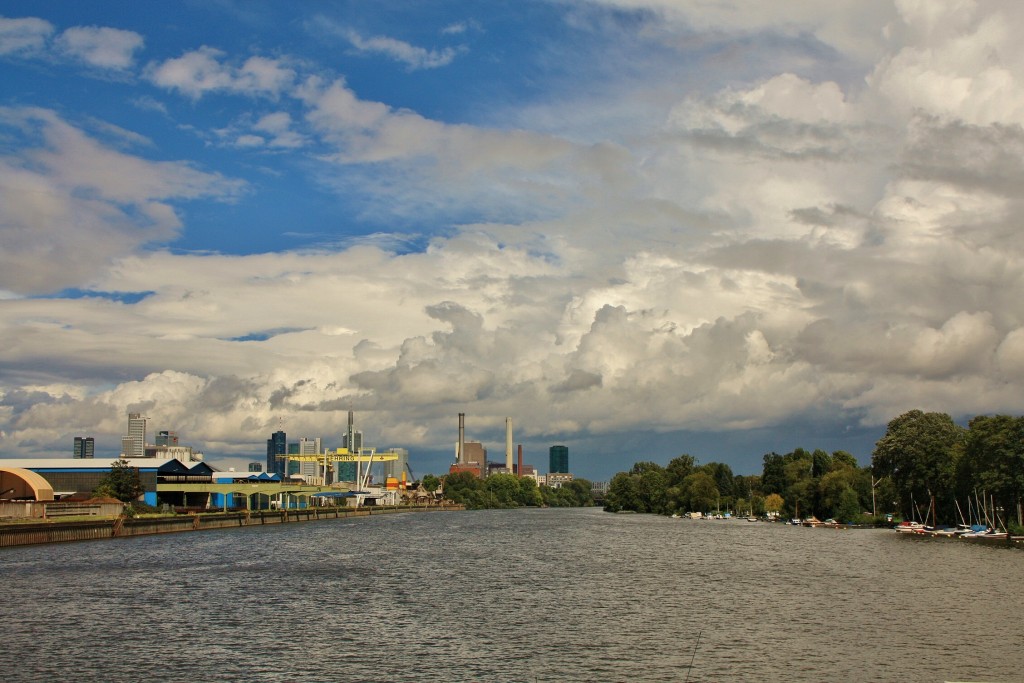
[894,521,925,533]
[961,526,1007,539]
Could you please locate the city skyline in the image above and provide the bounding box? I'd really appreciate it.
[3,2,1024,480]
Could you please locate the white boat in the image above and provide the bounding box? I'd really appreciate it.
[894,521,925,533]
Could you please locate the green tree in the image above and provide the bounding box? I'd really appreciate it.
[93,459,144,502]
[563,479,595,507]
[603,472,640,513]
[665,455,696,488]
[442,471,486,508]
[819,469,859,516]
[637,467,668,514]
[700,462,735,510]
[605,462,670,514]
[518,476,544,507]
[485,473,522,508]
[962,415,1024,528]
[761,452,786,495]
[835,487,863,523]
[830,450,860,471]
[783,450,814,518]
[873,410,965,525]
[421,474,441,493]
[682,472,719,513]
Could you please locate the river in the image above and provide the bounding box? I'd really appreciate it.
[2,507,1022,682]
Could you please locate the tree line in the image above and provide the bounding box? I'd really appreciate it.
[602,409,1024,532]
[427,471,595,509]
[873,410,1023,530]
[602,451,868,524]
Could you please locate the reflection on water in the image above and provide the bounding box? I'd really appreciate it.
[2,508,1022,682]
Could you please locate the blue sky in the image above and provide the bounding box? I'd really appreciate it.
[3,1,1024,480]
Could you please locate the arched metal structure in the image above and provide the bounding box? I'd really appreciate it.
[0,467,55,501]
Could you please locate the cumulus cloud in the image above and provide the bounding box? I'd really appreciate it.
[0,15,54,55]
[4,2,1024,476]
[147,48,296,99]
[0,107,246,294]
[55,25,143,69]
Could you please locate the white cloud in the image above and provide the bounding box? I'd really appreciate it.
[869,1,1024,125]
[252,111,305,148]
[342,27,463,70]
[56,25,143,69]
[4,2,1024,474]
[147,48,296,99]
[0,107,246,295]
[0,15,54,55]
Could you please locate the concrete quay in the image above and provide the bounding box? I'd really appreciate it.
[0,503,464,548]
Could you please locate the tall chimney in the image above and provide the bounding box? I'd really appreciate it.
[458,413,465,465]
[517,444,523,478]
[505,418,513,472]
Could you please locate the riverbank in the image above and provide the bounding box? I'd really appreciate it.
[0,503,464,548]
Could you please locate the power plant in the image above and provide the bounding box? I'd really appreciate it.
[449,413,540,480]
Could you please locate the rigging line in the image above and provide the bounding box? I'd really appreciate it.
[684,630,702,683]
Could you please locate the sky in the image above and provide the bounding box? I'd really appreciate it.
[2,1,1023,481]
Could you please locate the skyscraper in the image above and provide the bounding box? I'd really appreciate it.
[294,437,323,480]
[549,445,569,473]
[267,430,286,476]
[73,436,95,459]
[338,431,362,482]
[123,412,146,458]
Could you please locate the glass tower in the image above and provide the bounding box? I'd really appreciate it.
[266,430,286,476]
[73,436,95,459]
[549,445,569,473]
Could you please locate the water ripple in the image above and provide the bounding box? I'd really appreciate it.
[2,509,1022,682]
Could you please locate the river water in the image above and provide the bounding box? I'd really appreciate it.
[2,508,1022,682]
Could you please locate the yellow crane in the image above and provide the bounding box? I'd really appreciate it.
[277,447,401,488]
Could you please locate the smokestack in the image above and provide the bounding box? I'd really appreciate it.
[517,444,523,478]
[505,418,513,472]
[458,413,465,465]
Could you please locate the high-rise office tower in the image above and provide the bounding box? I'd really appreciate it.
[337,431,362,482]
[293,437,322,480]
[122,412,146,458]
[298,436,321,456]
[342,430,362,452]
[549,445,569,473]
[73,436,95,459]
[266,430,286,476]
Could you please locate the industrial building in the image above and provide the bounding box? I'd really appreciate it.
[1,457,186,506]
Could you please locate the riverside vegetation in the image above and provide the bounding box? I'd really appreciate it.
[602,409,1024,534]
[427,471,594,509]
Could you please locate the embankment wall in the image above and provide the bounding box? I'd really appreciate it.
[0,504,463,548]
